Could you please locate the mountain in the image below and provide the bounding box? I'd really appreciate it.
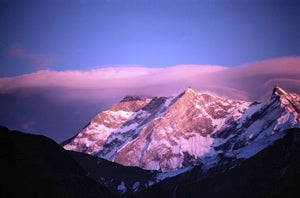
[63,85,300,173]
[2,85,300,198]
[0,126,113,198]
[0,125,183,198]
[135,128,300,198]
[67,150,159,197]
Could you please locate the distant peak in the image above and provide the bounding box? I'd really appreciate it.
[184,87,197,94]
[174,87,198,101]
[272,84,289,97]
[121,95,151,102]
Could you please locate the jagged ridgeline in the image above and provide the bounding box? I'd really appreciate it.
[2,85,300,198]
[63,86,300,172]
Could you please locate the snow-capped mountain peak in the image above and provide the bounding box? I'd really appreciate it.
[183,87,197,95]
[120,95,151,102]
[272,84,289,97]
[63,86,300,172]
[271,85,300,121]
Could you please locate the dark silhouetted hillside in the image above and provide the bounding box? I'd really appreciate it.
[0,126,113,198]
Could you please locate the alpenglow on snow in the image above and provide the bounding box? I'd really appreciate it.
[63,85,300,172]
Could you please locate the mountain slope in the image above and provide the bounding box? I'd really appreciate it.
[135,128,300,198]
[113,88,249,171]
[178,129,300,198]
[0,126,113,198]
[204,85,300,170]
[67,150,159,197]
[64,85,300,172]
[63,96,151,154]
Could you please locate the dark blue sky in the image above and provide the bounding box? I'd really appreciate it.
[0,0,299,77]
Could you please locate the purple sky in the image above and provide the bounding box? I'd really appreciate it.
[0,0,300,142]
[1,0,299,76]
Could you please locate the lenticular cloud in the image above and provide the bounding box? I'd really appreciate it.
[1,57,300,142]
[0,57,300,102]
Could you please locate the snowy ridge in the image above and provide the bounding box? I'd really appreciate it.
[63,96,151,154]
[96,96,175,161]
[64,85,300,173]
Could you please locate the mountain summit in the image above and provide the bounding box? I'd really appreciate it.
[63,86,300,172]
[272,84,289,96]
[272,85,300,121]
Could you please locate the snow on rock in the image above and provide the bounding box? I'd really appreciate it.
[132,182,140,192]
[117,181,127,195]
[64,85,300,174]
[156,166,192,181]
[63,96,151,154]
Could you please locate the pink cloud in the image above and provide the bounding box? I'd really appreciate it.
[6,44,59,69]
[0,57,299,103]
[1,57,299,143]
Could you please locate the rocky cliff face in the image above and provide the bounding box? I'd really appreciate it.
[63,96,151,155]
[135,128,300,198]
[63,86,300,172]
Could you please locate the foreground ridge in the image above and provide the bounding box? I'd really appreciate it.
[63,86,300,172]
[0,126,113,198]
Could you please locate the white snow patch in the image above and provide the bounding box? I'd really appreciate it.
[132,182,140,192]
[117,123,139,133]
[145,160,160,171]
[147,181,155,187]
[274,112,300,131]
[237,102,266,128]
[199,149,220,171]
[249,134,253,140]
[133,110,150,120]
[180,134,214,157]
[106,110,133,119]
[63,144,77,151]
[236,131,285,159]
[117,181,127,195]
[212,118,226,133]
[156,166,192,181]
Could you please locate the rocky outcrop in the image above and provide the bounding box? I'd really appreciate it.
[64,86,300,172]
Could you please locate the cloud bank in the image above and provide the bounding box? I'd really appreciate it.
[0,57,299,142]
[1,57,300,101]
